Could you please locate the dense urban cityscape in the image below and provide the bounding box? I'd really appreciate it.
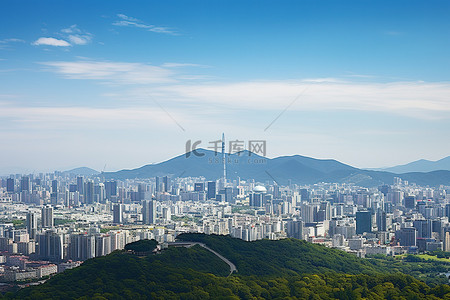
[0,163,449,284]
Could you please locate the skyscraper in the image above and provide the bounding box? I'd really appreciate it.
[356,210,372,234]
[77,176,84,194]
[84,180,94,204]
[104,181,117,200]
[207,181,216,200]
[41,205,54,228]
[155,176,161,193]
[6,178,14,193]
[37,229,63,262]
[113,204,123,224]
[163,176,169,192]
[396,227,417,246]
[376,209,387,232]
[286,220,303,240]
[26,212,37,240]
[142,200,156,225]
[20,176,31,192]
[194,182,205,192]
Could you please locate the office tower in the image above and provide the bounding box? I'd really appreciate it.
[84,180,94,204]
[273,184,280,199]
[77,176,84,193]
[69,184,77,193]
[104,181,117,200]
[299,189,309,202]
[94,183,105,203]
[404,196,416,209]
[286,220,303,239]
[26,212,37,240]
[207,181,216,200]
[20,176,31,192]
[155,176,161,193]
[6,178,14,193]
[41,205,54,228]
[36,230,64,262]
[51,180,58,193]
[113,204,123,224]
[356,210,372,234]
[142,200,156,225]
[319,202,331,221]
[194,182,205,192]
[396,227,417,246]
[301,203,315,223]
[163,176,169,192]
[376,209,387,231]
[413,219,432,239]
[224,187,234,204]
[387,189,403,206]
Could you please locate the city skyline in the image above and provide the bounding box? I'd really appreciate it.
[1,0,450,174]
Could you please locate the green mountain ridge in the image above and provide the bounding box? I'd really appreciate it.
[5,234,450,299]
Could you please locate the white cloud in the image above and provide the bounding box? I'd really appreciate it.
[32,26,92,48]
[61,25,92,45]
[33,37,71,47]
[0,103,177,130]
[68,35,90,45]
[39,58,450,120]
[40,60,175,84]
[148,80,450,119]
[0,38,25,49]
[113,14,176,35]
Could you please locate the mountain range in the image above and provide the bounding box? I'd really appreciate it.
[375,156,450,173]
[102,149,450,187]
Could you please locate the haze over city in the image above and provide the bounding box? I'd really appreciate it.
[1,0,450,174]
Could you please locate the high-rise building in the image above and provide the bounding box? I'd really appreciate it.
[84,180,94,204]
[113,204,123,224]
[51,180,58,194]
[301,203,315,223]
[224,187,234,204]
[20,176,31,192]
[444,231,450,252]
[104,181,117,200]
[376,209,387,232]
[6,178,14,193]
[163,176,170,192]
[26,212,37,240]
[286,220,303,240]
[404,195,416,209]
[396,227,417,246]
[413,219,432,239]
[69,234,96,261]
[41,205,54,228]
[194,183,205,192]
[142,200,156,225]
[155,177,161,193]
[76,176,84,194]
[356,210,372,234]
[37,230,63,262]
[207,181,216,200]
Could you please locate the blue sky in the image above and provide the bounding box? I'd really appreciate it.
[1,0,450,174]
